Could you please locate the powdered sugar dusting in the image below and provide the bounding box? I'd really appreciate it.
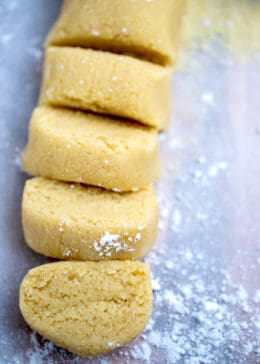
[91,29,100,36]
[58,217,71,233]
[93,232,136,257]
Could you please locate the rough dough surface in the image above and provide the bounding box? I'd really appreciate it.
[22,177,158,261]
[19,261,152,357]
[39,47,171,129]
[46,0,185,66]
[22,106,160,191]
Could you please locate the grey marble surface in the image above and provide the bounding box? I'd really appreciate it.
[0,1,259,363]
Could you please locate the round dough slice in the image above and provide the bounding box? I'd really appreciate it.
[46,0,186,66]
[39,47,171,129]
[22,106,160,191]
[19,261,152,357]
[22,177,158,261]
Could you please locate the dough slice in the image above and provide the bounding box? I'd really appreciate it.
[19,261,152,357]
[22,106,160,191]
[22,177,158,261]
[46,0,186,66]
[39,47,171,129]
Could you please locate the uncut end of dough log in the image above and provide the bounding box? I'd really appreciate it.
[46,0,186,66]
[22,177,158,261]
[22,106,160,191]
[39,47,171,129]
[19,261,152,357]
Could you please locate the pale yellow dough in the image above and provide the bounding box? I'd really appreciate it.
[22,106,160,191]
[19,261,152,357]
[22,177,158,261]
[47,0,185,66]
[39,47,171,129]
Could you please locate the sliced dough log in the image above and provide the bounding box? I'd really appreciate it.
[39,47,171,129]
[19,261,152,357]
[22,106,160,191]
[22,177,158,261]
[46,0,186,66]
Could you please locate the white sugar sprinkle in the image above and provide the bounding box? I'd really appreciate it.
[201,92,215,104]
[93,232,135,257]
[121,27,128,34]
[204,301,219,312]
[91,29,100,36]
[152,279,161,291]
[135,232,142,241]
[208,165,218,177]
[172,209,182,228]
[112,187,121,192]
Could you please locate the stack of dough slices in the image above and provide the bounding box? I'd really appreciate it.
[19,0,185,357]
